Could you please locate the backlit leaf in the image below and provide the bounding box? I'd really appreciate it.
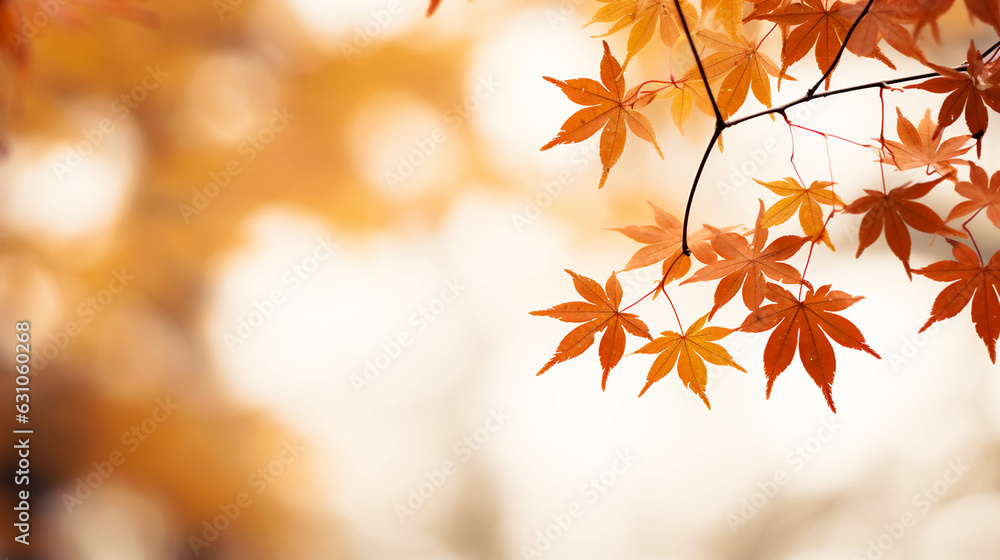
[531,270,653,389]
[634,314,746,408]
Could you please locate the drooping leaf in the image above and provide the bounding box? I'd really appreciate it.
[880,108,972,181]
[947,162,1000,229]
[612,202,730,283]
[682,200,810,317]
[634,314,746,408]
[541,41,664,188]
[755,177,845,249]
[740,283,881,412]
[531,270,653,389]
[914,241,1000,363]
[843,179,964,278]
[907,41,1000,156]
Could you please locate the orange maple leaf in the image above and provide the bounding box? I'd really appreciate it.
[914,241,1000,362]
[843,179,963,278]
[841,0,924,66]
[694,30,785,119]
[740,283,880,413]
[947,162,1000,229]
[682,200,810,318]
[531,270,653,389]
[755,177,844,249]
[541,41,664,188]
[634,314,746,408]
[612,202,728,284]
[907,41,1000,155]
[880,108,972,181]
[750,0,874,89]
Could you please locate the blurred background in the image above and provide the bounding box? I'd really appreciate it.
[1,0,1000,558]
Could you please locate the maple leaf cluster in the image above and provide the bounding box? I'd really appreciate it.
[523,0,1000,412]
[534,201,880,412]
[541,0,1000,186]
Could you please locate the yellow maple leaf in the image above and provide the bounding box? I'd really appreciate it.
[755,177,844,249]
[634,314,746,408]
[587,0,700,68]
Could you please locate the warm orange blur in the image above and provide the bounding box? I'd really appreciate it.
[1,1,1000,559]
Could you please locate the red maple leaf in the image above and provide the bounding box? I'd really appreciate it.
[947,162,1000,229]
[541,41,663,188]
[907,41,1000,155]
[739,283,881,412]
[914,241,1000,363]
[612,202,726,284]
[842,178,963,278]
[683,201,810,318]
[841,0,924,65]
[531,270,653,389]
[880,108,972,181]
[750,0,883,88]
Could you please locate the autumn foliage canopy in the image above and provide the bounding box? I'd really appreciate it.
[454,0,999,413]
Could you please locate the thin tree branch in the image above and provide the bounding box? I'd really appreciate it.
[681,126,723,255]
[726,39,1000,129]
[962,208,985,264]
[674,0,724,126]
[984,38,1000,58]
[676,18,1000,256]
[726,71,928,128]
